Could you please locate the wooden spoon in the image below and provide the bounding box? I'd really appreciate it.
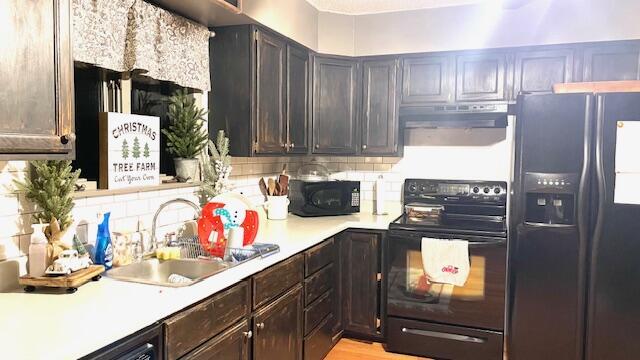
[258,177,268,200]
[267,178,276,196]
[278,174,289,196]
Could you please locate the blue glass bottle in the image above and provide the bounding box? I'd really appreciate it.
[95,212,113,270]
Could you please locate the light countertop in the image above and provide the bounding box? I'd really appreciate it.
[0,202,401,360]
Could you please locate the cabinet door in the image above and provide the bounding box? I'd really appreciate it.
[312,56,359,154]
[455,52,509,102]
[514,49,574,96]
[182,320,250,360]
[582,43,640,81]
[254,29,286,154]
[253,284,304,360]
[286,44,310,154]
[361,59,399,155]
[401,55,453,104]
[342,232,381,338]
[0,0,74,157]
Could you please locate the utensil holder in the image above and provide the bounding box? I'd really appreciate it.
[264,196,290,220]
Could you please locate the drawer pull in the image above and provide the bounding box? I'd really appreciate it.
[243,330,253,339]
[256,322,265,330]
[401,327,486,344]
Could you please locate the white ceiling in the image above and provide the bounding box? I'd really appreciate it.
[305,0,494,15]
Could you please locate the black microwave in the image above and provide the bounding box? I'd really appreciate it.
[289,180,360,217]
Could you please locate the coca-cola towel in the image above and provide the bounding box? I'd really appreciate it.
[421,237,470,286]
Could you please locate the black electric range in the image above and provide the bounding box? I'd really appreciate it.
[386,179,508,360]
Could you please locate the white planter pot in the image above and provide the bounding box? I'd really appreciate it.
[174,158,199,183]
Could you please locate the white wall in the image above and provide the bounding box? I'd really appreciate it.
[353,0,640,55]
[239,0,640,55]
[242,0,319,49]
[317,12,355,56]
[394,126,514,181]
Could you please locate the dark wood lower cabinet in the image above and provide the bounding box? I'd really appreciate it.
[304,314,335,360]
[341,231,384,340]
[253,284,304,360]
[183,320,250,360]
[97,232,388,360]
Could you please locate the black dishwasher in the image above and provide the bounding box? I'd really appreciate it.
[80,324,163,360]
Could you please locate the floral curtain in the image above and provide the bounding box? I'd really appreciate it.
[72,0,211,91]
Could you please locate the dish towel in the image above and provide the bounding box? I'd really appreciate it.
[421,237,470,286]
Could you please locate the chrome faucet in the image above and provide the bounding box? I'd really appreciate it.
[149,198,201,254]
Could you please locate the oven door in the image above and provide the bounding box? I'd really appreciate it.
[386,229,506,331]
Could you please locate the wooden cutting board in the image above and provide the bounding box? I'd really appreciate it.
[553,80,640,94]
[19,265,105,292]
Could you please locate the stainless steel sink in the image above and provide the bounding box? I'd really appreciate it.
[107,258,229,287]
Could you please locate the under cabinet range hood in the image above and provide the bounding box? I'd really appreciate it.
[400,104,509,129]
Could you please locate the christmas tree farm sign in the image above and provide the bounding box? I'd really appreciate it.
[99,112,160,190]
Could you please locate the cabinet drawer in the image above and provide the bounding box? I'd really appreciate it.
[305,238,334,276]
[253,254,304,309]
[304,263,333,306]
[304,314,335,360]
[164,281,250,360]
[386,317,503,360]
[182,319,250,360]
[304,290,333,335]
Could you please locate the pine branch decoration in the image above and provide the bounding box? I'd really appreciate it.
[161,89,209,159]
[15,160,81,230]
[199,130,232,205]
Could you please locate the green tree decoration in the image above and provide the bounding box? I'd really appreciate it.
[199,130,232,205]
[161,89,209,159]
[143,142,150,158]
[132,137,141,158]
[15,161,81,230]
[122,139,129,159]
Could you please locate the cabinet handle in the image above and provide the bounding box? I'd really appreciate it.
[243,330,253,339]
[362,144,367,150]
[256,322,265,330]
[315,144,320,149]
[290,143,295,149]
[60,133,76,145]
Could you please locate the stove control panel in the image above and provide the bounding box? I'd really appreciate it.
[404,179,507,204]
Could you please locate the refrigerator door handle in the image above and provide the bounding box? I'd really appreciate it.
[586,95,608,359]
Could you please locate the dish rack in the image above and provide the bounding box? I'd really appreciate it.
[152,198,279,267]
[172,236,262,264]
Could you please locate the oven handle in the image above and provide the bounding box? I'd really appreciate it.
[401,327,486,344]
[467,239,506,246]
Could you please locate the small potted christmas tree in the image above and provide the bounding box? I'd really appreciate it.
[16,160,81,265]
[161,90,209,182]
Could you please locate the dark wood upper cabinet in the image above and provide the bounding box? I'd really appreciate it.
[286,44,310,154]
[401,55,453,104]
[312,56,360,155]
[209,25,310,156]
[582,43,640,81]
[254,30,286,154]
[361,59,400,155]
[513,49,574,96]
[0,0,74,159]
[253,284,304,360]
[341,231,382,339]
[455,52,510,102]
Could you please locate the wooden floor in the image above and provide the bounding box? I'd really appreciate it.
[325,338,431,360]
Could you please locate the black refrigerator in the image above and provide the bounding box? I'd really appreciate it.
[509,92,640,360]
